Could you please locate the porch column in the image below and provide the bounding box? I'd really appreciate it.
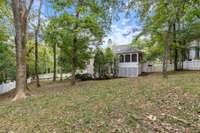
[137,53,139,63]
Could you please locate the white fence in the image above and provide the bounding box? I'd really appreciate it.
[0,73,71,95]
[39,73,70,80]
[0,78,31,95]
[142,60,200,72]
[183,60,200,70]
[142,63,174,73]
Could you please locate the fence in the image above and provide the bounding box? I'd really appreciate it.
[142,63,174,73]
[0,78,31,95]
[142,60,200,72]
[0,73,71,95]
[39,73,71,80]
[183,60,200,70]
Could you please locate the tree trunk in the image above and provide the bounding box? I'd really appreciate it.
[70,1,82,85]
[35,32,40,87]
[34,0,42,87]
[11,0,34,101]
[71,38,77,85]
[60,67,63,81]
[173,23,178,71]
[53,43,57,82]
[162,24,172,78]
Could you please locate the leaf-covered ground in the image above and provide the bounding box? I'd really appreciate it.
[0,71,200,132]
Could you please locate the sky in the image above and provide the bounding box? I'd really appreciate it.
[102,11,142,47]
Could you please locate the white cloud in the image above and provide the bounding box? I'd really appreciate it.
[103,24,140,47]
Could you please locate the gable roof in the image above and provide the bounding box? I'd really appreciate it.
[112,45,142,54]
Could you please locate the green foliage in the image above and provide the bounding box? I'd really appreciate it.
[130,0,200,63]
[0,43,16,83]
[104,47,114,63]
[132,37,164,62]
[94,48,105,78]
[44,0,114,78]
[94,47,116,78]
[26,40,54,76]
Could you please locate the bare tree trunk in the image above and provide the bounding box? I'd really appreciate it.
[173,23,178,71]
[60,67,63,81]
[34,0,42,87]
[53,43,57,82]
[71,38,77,85]
[162,23,172,78]
[11,0,34,101]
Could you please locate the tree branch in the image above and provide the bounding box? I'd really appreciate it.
[27,0,34,15]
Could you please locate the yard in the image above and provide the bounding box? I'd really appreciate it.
[0,71,200,132]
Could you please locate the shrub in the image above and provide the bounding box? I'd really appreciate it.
[75,73,93,81]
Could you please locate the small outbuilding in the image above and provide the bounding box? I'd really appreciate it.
[112,45,143,77]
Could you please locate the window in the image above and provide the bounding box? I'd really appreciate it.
[119,55,124,62]
[132,54,137,62]
[125,54,130,62]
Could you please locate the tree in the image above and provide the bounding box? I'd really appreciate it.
[128,0,200,77]
[94,48,105,78]
[0,43,16,83]
[0,1,16,83]
[34,0,42,87]
[49,0,116,85]
[11,0,34,100]
[104,47,115,74]
[44,19,59,82]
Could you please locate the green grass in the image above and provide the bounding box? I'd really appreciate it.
[0,71,200,132]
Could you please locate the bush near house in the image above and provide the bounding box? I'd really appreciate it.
[75,73,93,81]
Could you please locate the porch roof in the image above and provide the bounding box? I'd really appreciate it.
[112,45,142,54]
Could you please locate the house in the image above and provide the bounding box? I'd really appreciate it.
[186,40,200,60]
[112,45,143,77]
[183,40,200,70]
[85,45,143,77]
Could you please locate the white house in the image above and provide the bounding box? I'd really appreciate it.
[183,40,200,70]
[186,40,200,60]
[112,45,143,77]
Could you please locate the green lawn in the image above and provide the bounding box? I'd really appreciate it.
[0,71,200,132]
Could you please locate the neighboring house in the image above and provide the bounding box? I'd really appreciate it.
[85,45,143,77]
[187,40,200,60]
[183,40,200,70]
[112,45,143,77]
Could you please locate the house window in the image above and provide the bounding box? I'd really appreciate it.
[119,55,124,62]
[125,54,130,62]
[132,54,137,62]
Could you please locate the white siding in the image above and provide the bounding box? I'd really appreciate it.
[118,62,140,77]
[85,59,94,75]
